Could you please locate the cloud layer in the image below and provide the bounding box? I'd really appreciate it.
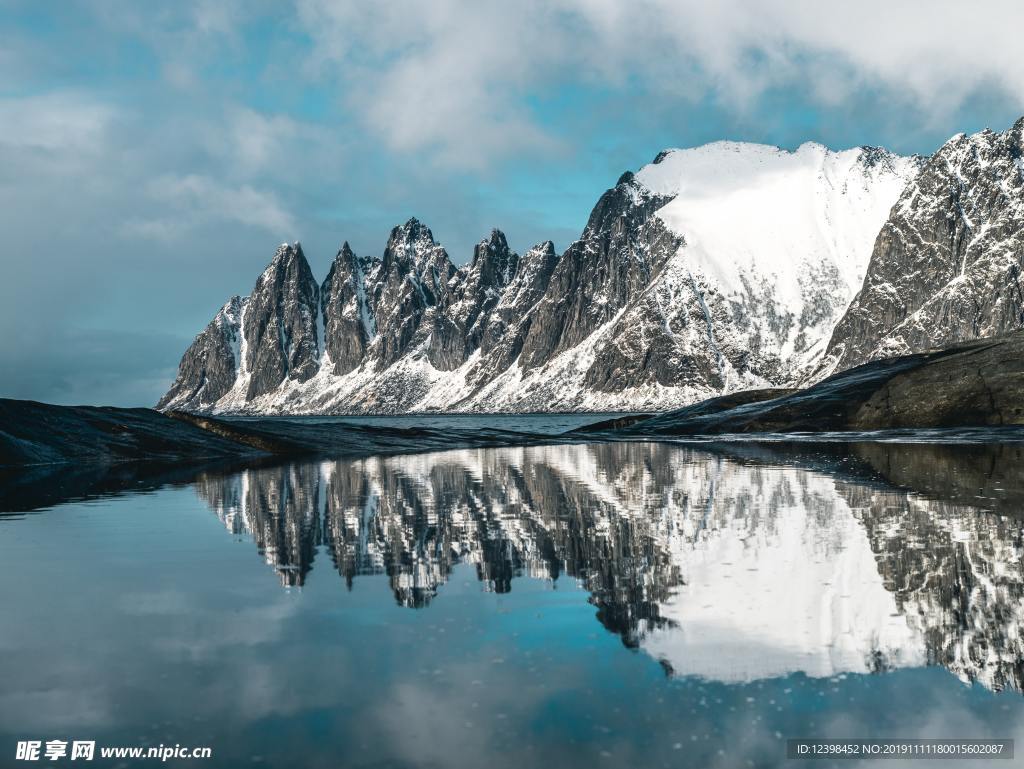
[297,0,1024,166]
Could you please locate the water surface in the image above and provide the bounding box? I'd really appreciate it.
[2,439,1023,768]
[222,411,631,435]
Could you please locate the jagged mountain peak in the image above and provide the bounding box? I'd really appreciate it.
[928,119,1024,165]
[819,115,1024,375]
[856,145,924,174]
[527,240,556,257]
[382,217,449,274]
[389,217,435,245]
[156,294,248,411]
[272,241,304,259]
[328,240,373,275]
[469,229,517,290]
[581,170,667,240]
[257,240,315,282]
[258,241,313,288]
[235,241,321,400]
[475,228,508,251]
[216,294,245,320]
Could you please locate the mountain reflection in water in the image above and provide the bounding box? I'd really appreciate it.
[193,441,1024,694]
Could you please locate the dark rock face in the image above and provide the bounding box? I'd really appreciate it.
[320,243,375,376]
[157,296,245,411]
[458,229,519,352]
[582,274,735,393]
[0,399,266,468]
[243,243,320,399]
[823,119,1024,372]
[520,177,677,368]
[574,388,794,434]
[319,220,476,379]
[160,242,321,408]
[467,240,559,383]
[367,218,463,370]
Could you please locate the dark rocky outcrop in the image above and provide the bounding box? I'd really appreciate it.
[368,218,464,370]
[573,388,793,434]
[242,243,320,398]
[625,332,1024,435]
[320,242,375,376]
[520,175,678,368]
[822,119,1024,373]
[159,242,322,410]
[464,239,559,387]
[458,229,519,352]
[0,399,265,467]
[156,295,245,411]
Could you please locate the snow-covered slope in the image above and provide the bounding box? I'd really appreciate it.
[638,142,920,371]
[160,141,920,415]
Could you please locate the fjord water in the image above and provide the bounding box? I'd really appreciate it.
[2,440,1024,768]
[223,411,633,434]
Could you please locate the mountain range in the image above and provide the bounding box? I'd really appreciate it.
[158,118,1024,414]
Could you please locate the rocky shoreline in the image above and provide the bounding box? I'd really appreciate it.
[2,332,1023,472]
[616,332,1024,435]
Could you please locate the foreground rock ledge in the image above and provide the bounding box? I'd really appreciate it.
[620,332,1024,435]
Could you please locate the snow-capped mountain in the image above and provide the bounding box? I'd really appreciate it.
[820,118,1024,375]
[159,140,920,414]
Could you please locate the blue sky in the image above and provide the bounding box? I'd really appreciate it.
[2,0,1023,406]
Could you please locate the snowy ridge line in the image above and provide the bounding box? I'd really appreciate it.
[160,139,922,415]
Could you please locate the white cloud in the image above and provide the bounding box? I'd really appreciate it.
[200,107,338,176]
[295,0,1024,167]
[125,173,297,240]
[0,92,118,152]
[230,108,301,171]
[296,0,574,169]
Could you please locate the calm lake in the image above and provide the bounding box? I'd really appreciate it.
[2,431,1024,768]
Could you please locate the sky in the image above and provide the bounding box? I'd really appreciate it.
[2,0,1023,407]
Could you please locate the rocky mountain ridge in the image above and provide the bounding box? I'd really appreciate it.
[160,137,925,414]
[819,118,1024,375]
